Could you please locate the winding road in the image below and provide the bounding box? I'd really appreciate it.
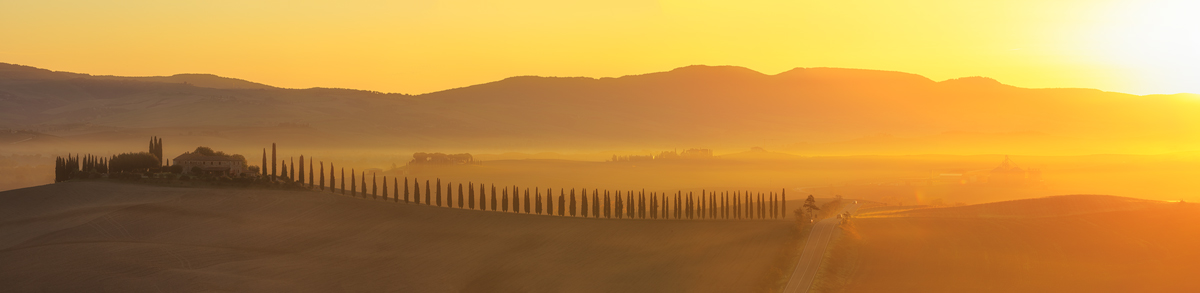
[781,203,859,293]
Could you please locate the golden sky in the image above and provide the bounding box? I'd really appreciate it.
[2,0,1196,95]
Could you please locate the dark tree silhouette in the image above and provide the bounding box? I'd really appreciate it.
[350,169,356,196]
[371,172,377,200]
[261,149,267,177]
[361,171,367,199]
[546,188,553,215]
[480,183,487,210]
[557,189,565,216]
[604,191,611,219]
[436,179,442,207]
[535,188,543,214]
[458,183,464,208]
[469,182,475,209]
[404,177,410,203]
[524,188,530,213]
[580,188,588,217]
[320,161,325,190]
[290,157,296,181]
[781,189,787,220]
[394,177,399,202]
[299,155,305,185]
[501,187,511,212]
[490,184,497,211]
[592,190,600,218]
[382,175,388,201]
[309,159,314,188]
[340,168,345,195]
[271,143,277,178]
[414,178,422,204]
[426,180,432,205]
[569,189,577,217]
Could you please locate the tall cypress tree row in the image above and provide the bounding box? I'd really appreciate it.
[490,184,497,211]
[627,192,633,218]
[580,188,588,217]
[290,157,296,181]
[458,183,464,208]
[590,190,597,218]
[546,188,553,215]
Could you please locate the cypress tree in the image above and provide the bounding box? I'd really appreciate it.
[558,189,565,216]
[569,189,577,217]
[261,149,267,177]
[535,188,542,214]
[299,155,305,185]
[404,177,410,203]
[320,161,325,190]
[592,190,600,218]
[394,177,399,202]
[615,191,623,219]
[490,184,497,211]
[290,157,295,181]
[309,159,314,188]
[469,182,475,209]
[580,188,588,217]
[426,180,432,205]
[524,188,530,213]
[382,176,388,201]
[340,168,345,195]
[446,181,452,207]
[281,162,288,181]
[414,178,421,204]
[548,189,554,216]
[371,172,377,199]
[436,179,442,207]
[458,183,464,208]
[781,189,786,220]
[502,188,509,212]
[350,169,356,196]
[604,191,611,218]
[361,172,367,199]
[479,183,486,210]
[271,143,276,178]
[329,163,335,192]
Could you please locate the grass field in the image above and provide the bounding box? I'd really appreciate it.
[0,181,799,292]
[814,195,1200,293]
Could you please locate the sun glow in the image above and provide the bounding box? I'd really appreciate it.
[1085,0,1200,95]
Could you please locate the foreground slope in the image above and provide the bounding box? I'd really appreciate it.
[0,182,794,292]
[824,195,1200,293]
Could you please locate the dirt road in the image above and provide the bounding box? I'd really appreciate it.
[781,203,859,293]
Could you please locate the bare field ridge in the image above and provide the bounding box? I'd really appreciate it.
[0,182,795,292]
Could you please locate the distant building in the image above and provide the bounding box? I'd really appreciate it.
[990,155,1039,185]
[173,153,247,175]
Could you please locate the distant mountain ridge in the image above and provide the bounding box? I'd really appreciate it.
[2,62,1199,155]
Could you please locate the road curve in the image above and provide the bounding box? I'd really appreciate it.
[781,203,859,293]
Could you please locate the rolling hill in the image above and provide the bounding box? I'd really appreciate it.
[3,62,1200,155]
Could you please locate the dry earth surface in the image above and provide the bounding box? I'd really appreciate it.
[815,195,1200,293]
[0,181,797,292]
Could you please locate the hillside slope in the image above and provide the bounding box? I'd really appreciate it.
[0,182,795,292]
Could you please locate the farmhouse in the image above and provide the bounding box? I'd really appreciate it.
[173,147,248,175]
